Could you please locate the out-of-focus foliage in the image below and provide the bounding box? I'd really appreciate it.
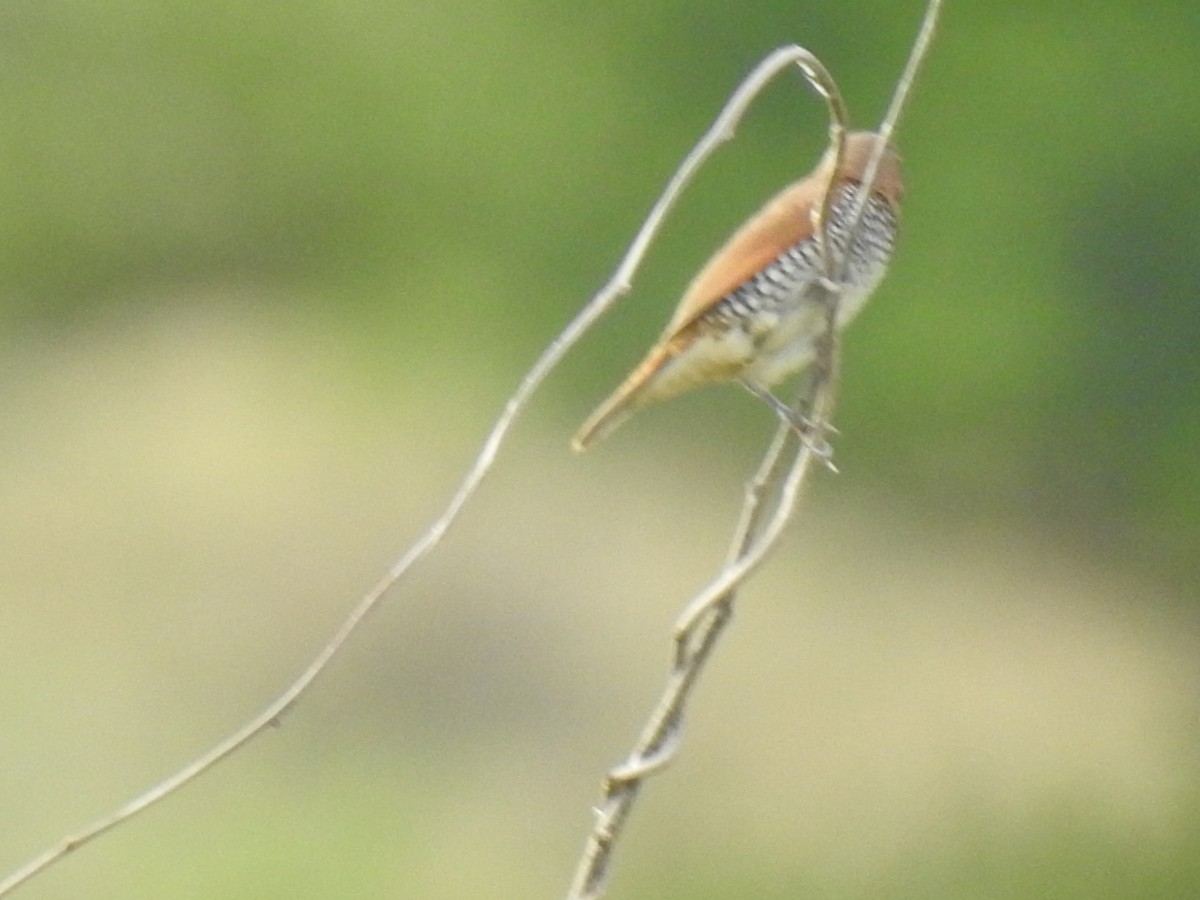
[0,2,1197,899]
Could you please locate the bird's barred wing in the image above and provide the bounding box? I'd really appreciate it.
[664,175,826,336]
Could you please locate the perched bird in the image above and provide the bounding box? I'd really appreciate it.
[572,130,903,452]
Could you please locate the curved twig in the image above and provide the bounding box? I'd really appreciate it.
[0,41,834,900]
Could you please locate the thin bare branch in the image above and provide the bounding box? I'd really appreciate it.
[787,54,847,278]
[839,0,943,280]
[0,40,836,900]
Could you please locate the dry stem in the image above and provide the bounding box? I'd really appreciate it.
[0,30,855,900]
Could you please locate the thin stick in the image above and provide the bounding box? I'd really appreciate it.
[563,1,942,897]
[789,55,848,278]
[565,397,827,900]
[0,43,834,900]
[838,0,943,281]
[564,328,841,900]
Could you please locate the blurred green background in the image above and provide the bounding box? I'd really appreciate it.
[1,1,1198,898]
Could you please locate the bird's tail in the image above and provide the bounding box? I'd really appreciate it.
[571,345,674,452]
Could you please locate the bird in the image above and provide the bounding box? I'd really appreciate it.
[571,130,903,452]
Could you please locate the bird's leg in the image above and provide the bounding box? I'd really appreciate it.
[740,380,838,469]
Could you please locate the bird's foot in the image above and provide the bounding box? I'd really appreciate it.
[741,381,839,471]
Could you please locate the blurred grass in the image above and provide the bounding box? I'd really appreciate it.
[0,1,1198,898]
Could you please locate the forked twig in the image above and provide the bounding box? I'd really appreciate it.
[564,2,942,898]
[0,27,871,900]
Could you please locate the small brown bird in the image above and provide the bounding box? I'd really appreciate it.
[572,130,903,452]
